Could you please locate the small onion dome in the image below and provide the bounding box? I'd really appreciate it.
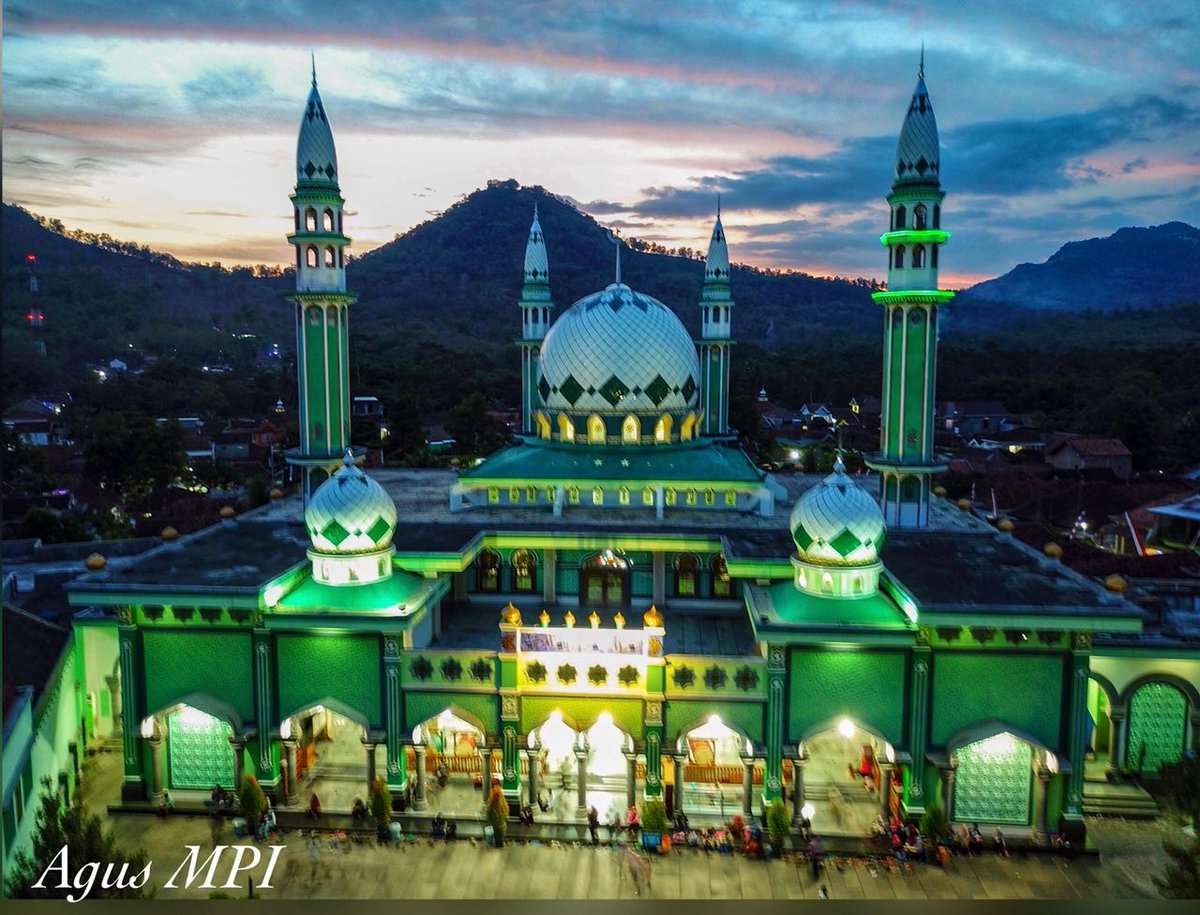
[643,605,664,628]
[269,488,284,500]
[790,456,886,566]
[956,498,972,511]
[997,519,1015,533]
[613,611,626,630]
[588,610,601,629]
[933,485,948,497]
[1104,574,1128,594]
[219,505,236,519]
[1044,542,1063,559]
[84,552,107,571]
[538,608,551,627]
[450,457,461,467]
[306,452,397,554]
[161,526,179,542]
[563,610,576,628]
[501,601,522,625]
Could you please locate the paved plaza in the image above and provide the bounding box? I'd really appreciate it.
[74,748,1187,900]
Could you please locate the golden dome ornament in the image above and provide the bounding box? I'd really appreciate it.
[539,608,551,627]
[219,505,236,519]
[161,526,179,542]
[1044,542,1063,559]
[564,611,576,628]
[1104,574,1128,594]
[613,611,626,629]
[643,604,664,628]
[501,601,522,625]
[85,553,107,571]
[588,610,601,629]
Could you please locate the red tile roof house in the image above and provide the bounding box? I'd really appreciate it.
[1046,437,1133,481]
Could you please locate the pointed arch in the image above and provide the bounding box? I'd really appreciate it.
[680,412,697,441]
[912,244,925,268]
[323,207,335,232]
[894,205,906,229]
[621,414,640,444]
[324,246,336,267]
[654,413,673,443]
[306,245,319,268]
[305,207,318,232]
[534,411,551,439]
[894,245,905,269]
[147,693,244,732]
[411,704,489,744]
[914,203,927,229]
[279,696,370,730]
[557,413,575,442]
[587,414,605,444]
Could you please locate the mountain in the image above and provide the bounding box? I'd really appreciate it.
[962,221,1200,311]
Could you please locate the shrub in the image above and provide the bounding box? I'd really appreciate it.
[370,776,391,828]
[238,774,268,829]
[641,799,669,834]
[920,802,949,844]
[767,799,790,851]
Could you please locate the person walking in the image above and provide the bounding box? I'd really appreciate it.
[588,806,600,845]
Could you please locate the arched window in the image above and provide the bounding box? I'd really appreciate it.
[711,555,732,597]
[324,246,336,268]
[674,554,699,597]
[587,414,605,444]
[306,246,318,268]
[476,549,501,593]
[933,205,941,229]
[914,204,927,229]
[852,575,863,594]
[305,208,317,232]
[557,413,575,442]
[932,246,939,269]
[654,414,673,443]
[912,245,925,268]
[591,486,604,505]
[618,486,630,505]
[534,412,551,439]
[323,208,335,232]
[680,412,696,441]
[512,550,536,593]
[821,572,834,594]
[621,415,640,444]
[894,245,905,269]
[894,205,906,229]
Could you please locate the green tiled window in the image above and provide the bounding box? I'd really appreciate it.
[168,709,235,790]
[1128,682,1187,775]
[953,734,1032,826]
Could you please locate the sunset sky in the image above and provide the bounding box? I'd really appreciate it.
[4,1,1199,286]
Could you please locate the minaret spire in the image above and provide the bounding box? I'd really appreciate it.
[311,51,317,87]
[518,197,554,435]
[698,198,734,436]
[919,43,925,79]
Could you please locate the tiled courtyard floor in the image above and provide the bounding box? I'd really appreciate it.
[80,748,1186,900]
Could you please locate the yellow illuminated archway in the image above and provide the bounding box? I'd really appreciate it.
[557,413,575,442]
[587,415,606,444]
[654,414,673,443]
[621,415,640,443]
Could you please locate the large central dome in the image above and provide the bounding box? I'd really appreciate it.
[538,283,700,415]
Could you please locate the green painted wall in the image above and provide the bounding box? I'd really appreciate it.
[326,308,343,454]
[665,699,764,743]
[886,309,903,456]
[519,696,644,739]
[903,308,928,459]
[304,306,327,450]
[142,630,253,724]
[931,653,1064,751]
[788,649,907,744]
[404,691,497,736]
[277,633,381,726]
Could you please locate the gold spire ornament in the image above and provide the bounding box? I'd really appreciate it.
[501,602,522,625]
[643,605,664,628]
[539,608,551,627]
[588,610,601,629]
[564,611,576,628]
[613,611,626,629]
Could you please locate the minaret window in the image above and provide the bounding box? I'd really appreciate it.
[933,205,941,229]
[621,415,640,444]
[324,247,336,268]
[557,413,575,442]
[323,208,335,232]
[914,204,927,229]
[305,208,317,232]
[587,415,605,445]
[894,205,906,229]
[894,245,905,268]
[306,246,318,268]
[476,549,501,592]
[912,245,925,268]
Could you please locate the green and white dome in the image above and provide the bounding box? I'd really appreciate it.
[790,457,885,567]
[306,453,396,554]
[297,76,338,187]
[537,283,700,416]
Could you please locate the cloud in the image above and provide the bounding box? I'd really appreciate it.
[1121,157,1149,173]
[180,66,270,111]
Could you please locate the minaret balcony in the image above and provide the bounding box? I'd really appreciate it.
[879,229,949,247]
[870,289,955,306]
[287,231,351,247]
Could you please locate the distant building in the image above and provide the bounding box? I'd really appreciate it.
[1145,494,1200,555]
[3,400,67,447]
[1047,437,1133,481]
[966,429,1045,454]
[940,400,1012,438]
[352,395,384,420]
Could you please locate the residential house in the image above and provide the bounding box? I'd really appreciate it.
[1047,437,1133,481]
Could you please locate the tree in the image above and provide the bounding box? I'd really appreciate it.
[6,777,150,899]
[1155,840,1200,899]
[370,776,392,839]
[237,774,267,831]
[485,785,509,848]
[766,799,790,855]
[447,393,506,456]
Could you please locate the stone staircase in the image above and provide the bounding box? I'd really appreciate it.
[1082,774,1159,819]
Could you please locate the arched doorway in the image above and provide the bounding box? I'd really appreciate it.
[163,704,235,791]
[583,712,634,821]
[1086,676,1115,777]
[283,702,372,811]
[677,715,750,818]
[581,550,630,607]
[528,711,580,818]
[800,718,894,836]
[1127,681,1188,777]
[412,708,485,813]
[951,732,1036,826]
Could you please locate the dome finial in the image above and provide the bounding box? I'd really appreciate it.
[311,51,317,87]
[716,193,721,219]
[533,199,539,220]
[342,449,355,468]
[919,43,924,80]
[607,229,621,285]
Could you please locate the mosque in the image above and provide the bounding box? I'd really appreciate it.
[17,58,1198,857]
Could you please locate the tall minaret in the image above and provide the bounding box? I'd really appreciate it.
[286,58,358,505]
[698,201,734,436]
[866,51,954,528]
[518,201,553,434]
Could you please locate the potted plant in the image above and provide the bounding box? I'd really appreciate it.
[486,785,509,847]
[370,776,392,841]
[920,801,950,862]
[238,774,267,838]
[766,799,790,856]
[641,799,669,852]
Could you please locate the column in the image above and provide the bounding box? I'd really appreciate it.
[655,486,664,520]
[575,750,588,817]
[365,740,377,793]
[543,549,557,604]
[905,642,931,817]
[1033,763,1051,844]
[479,745,494,808]
[643,700,664,799]
[792,755,807,826]
[230,736,245,790]
[1106,706,1127,778]
[673,754,686,816]
[624,751,638,811]
[652,552,666,606]
[281,739,299,806]
[146,724,165,805]
[500,695,521,803]
[741,756,754,818]
[526,748,540,807]
[941,762,956,820]
[764,645,786,803]
[1190,711,1200,752]
[878,761,894,820]
[251,630,277,784]
[413,745,428,811]
[1062,636,1091,838]
[382,636,406,798]
[117,616,145,801]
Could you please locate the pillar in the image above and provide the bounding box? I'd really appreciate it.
[673,753,686,816]
[452,571,467,603]
[252,629,278,787]
[365,740,377,793]
[1107,706,1127,778]
[500,694,521,803]
[526,748,539,807]
[878,761,893,819]
[575,750,588,817]
[792,754,807,827]
[905,641,931,817]
[624,751,638,811]
[231,736,245,790]
[1062,635,1091,839]
[480,745,494,809]
[281,738,299,806]
[655,486,664,520]
[1033,763,1051,843]
[741,756,754,818]
[643,700,664,799]
[764,645,786,803]
[941,761,956,820]
[1190,711,1200,752]
[117,616,145,800]
[146,726,165,805]
[413,745,428,811]
[382,635,407,797]
[652,552,666,606]
[543,549,557,604]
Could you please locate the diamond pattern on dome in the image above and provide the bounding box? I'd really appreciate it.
[682,376,697,401]
[538,376,551,402]
[793,523,814,551]
[366,516,392,544]
[599,375,629,407]
[559,374,584,405]
[321,518,350,547]
[830,528,863,558]
[586,385,596,396]
[645,375,671,406]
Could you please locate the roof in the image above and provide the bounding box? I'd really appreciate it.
[893,68,940,187]
[1047,437,1131,458]
[942,400,1009,417]
[3,601,71,714]
[747,581,910,635]
[296,77,338,186]
[459,439,766,486]
[523,203,549,285]
[1149,494,1200,523]
[275,568,440,616]
[703,212,730,283]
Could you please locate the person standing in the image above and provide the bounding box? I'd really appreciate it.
[588,806,600,845]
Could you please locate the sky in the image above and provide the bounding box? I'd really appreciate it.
[4,1,1200,287]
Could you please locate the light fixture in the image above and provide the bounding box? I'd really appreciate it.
[280,718,292,740]
[140,717,155,739]
[801,803,815,821]
[837,718,855,740]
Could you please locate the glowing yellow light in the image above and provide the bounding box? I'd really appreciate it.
[837,718,856,740]
[539,608,551,627]
[613,611,626,629]
[279,717,292,740]
[588,610,601,629]
[564,611,576,628]
[801,803,815,821]
[264,585,284,608]
[140,717,155,739]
